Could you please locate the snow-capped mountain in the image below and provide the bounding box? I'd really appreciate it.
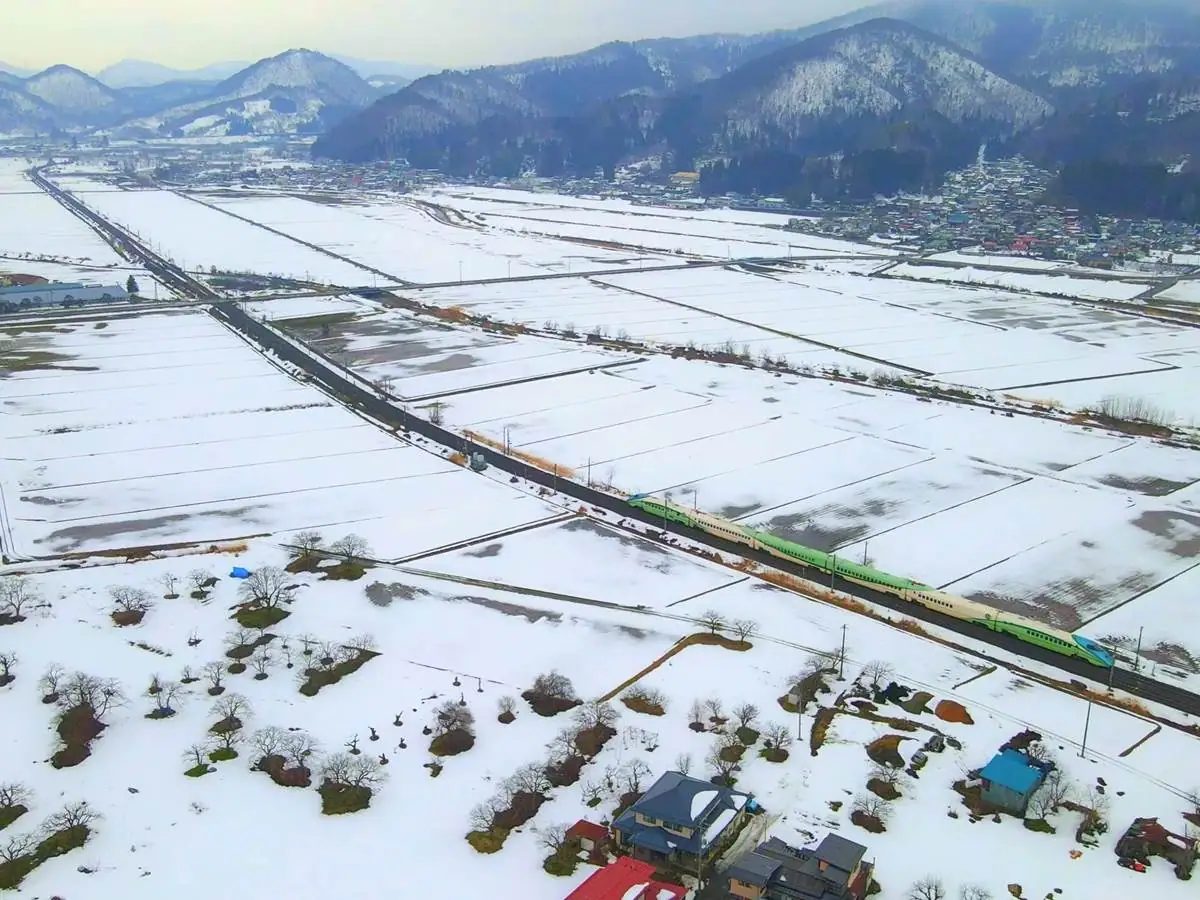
[21,65,122,122]
[713,19,1053,148]
[0,84,57,133]
[116,49,378,138]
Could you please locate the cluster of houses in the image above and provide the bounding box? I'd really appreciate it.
[0,279,129,312]
[562,770,874,900]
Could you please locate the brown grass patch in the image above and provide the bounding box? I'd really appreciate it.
[522,690,582,717]
[463,429,576,477]
[850,810,886,833]
[430,729,475,757]
[255,754,313,787]
[719,743,747,763]
[935,699,974,724]
[867,777,902,801]
[810,707,838,755]
[110,609,145,627]
[51,704,105,769]
[865,734,909,769]
[299,648,379,696]
[622,695,666,716]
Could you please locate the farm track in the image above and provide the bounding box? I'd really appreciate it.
[23,168,1200,720]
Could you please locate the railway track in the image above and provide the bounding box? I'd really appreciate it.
[27,168,1200,719]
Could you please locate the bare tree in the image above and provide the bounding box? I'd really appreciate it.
[688,699,706,728]
[58,672,124,720]
[213,727,242,752]
[870,763,902,787]
[1028,770,1071,819]
[282,730,319,768]
[211,693,251,725]
[224,627,256,653]
[293,530,325,557]
[188,569,214,595]
[581,779,604,805]
[574,700,619,731]
[434,699,475,736]
[0,577,43,618]
[238,567,290,610]
[0,651,15,682]
[698,609,728,634]
[704,697,725,722]
[44,800,100,831]
[531,670,576,700]
[321,752,387,789]
[38,664,64,698]
[346,634,378,654]
[158,572,179,598]
[763,723,793,750]
[498,695,517,716]
[537,823,569,853]
[731,619,757,641]
[251,648,272,678]
[707,744,738,781]
[202,661,225,694]
[732,703,760,731]
[863,660,895,688]
[1024,741,1054,764]
[0,783,31,811]
[250,726,289,760]
[508,762,552,796]
[469,801,497,832]
[0,832,37,863]
[959,887,992,900]
[674,752,693,775]
[153,681,182,712]
[624,759,652,794]
[545,727,578,765]
[852,792,891,823]
[183,743,210,770]
[109,585,154,614]
[907,877,946,900]
[329,534,370,559]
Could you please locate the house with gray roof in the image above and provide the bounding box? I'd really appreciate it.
[725,834,874,900]
[611,771,752,867]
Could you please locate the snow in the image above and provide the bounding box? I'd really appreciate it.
[47,179,373,285]
[690,789,718,821]
[1160,279,1200,304]
[703,807,737,846]
[622,884,649,900]
[888,262,1153,302]
[196,191,673,284]
[0,161,129,265]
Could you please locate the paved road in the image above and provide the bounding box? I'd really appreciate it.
[210,299,1200,720]
[28,167,1200,719]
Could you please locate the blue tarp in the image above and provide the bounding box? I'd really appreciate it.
[229,567,250,579]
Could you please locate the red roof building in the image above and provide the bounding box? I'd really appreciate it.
[567,819,609,851]
[565,857,688,900]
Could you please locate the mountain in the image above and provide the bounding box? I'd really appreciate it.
[118,49,378,138]
[330,55,434,81]
[0,62,35,79]
[0,83,57,133]
[21,65,123,124]
[311,32,829,163]
[313,18,1049,171]
[96,59,250,89]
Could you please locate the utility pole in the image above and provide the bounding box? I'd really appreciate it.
[861,541,869,566]
[1079,697,1093,758]
[587,457,592,488]
[839,625,847,680]
[1134,626,1144,673]
[1107,642,1116,692]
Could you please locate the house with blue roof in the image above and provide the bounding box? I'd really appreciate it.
[612,770,752,868]
[978,749,1053,815]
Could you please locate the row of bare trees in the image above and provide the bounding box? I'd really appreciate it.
[696,609,757,641]
[0,577,47,620]
[0,797,101,864]
[291,531,371,560]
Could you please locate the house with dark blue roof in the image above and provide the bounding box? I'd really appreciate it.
[978,749,1053,815]
[612,771,751,867]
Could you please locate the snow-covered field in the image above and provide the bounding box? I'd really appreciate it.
[46,179,372,285]
[0,311,560,558]
[3,535,1197,900]
[424,185,897,259]
[886,262,1153,302]
[194,191,673,283]
[1159,279,1200,304]
[429,352,1200,659]
[0,162,128,266]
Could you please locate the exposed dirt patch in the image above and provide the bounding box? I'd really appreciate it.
[52,704,105,768]
[492,791,547,831]
[546,754,586,788]
[898,691,933,715]
[622,695,666,716]
[299,648,380,697]
[522,690,582,718]
[575,724,617,758]
[465,542,503,558]
[867,777,902,801]
[935,699,974,725]
[110,609,145,627]
[1098,474,1194,496]
[865,734,910,769]
[760,747,789,763]
[364,581,428,607]
[319,782,373,815]
[0,804,28,831]
[255,754,313,788]
[498,710,516,725]
[233,605,290,629]
[461,595,563,623]
[851,810,887,833]
[810,707,838,755]
[430,729,475,757]
[719,743,747,763]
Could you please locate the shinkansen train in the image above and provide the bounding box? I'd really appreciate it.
[627,494,1114,668]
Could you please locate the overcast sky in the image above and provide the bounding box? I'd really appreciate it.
[4,0,879,73]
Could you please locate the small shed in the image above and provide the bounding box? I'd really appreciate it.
[229,567,250,579]
[979,749,1049,815]
[566,819,608,853]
